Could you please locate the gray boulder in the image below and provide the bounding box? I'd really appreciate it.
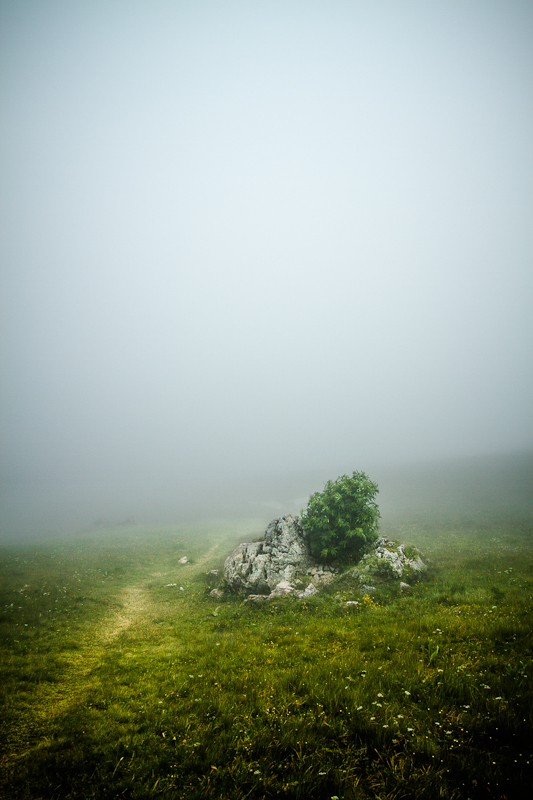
[224,541,271,593]
[224,514,313,593]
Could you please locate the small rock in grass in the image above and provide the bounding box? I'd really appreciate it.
[295,583,318,599]
[271,581,295,596]
[245,594,270,604]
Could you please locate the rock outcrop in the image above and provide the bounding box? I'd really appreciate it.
[222,518,426,602]
[224,514,313,593]
[357,537,427,587]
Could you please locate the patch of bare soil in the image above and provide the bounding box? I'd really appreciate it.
[100,586,148,643]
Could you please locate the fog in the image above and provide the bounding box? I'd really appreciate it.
[1,1,532,539]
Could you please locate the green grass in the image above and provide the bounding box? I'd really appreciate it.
[1,513,532,799]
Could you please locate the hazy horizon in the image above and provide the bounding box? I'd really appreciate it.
[1,1,532,538]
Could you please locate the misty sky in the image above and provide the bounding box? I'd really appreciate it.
[1,1,532,533]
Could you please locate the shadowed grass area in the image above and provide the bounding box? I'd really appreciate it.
[1,513,532,799]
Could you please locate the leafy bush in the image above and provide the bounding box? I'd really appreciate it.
[373,557,397,581]
[402,544,420,561]
[301,471,380,562]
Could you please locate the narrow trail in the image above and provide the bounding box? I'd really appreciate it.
[192,540,222,573]
[98,539,224,642]
[1,585,153,771]
[0,537,226,777]
[100,586,148,643]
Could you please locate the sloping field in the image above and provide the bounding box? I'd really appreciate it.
[1,458,532,799]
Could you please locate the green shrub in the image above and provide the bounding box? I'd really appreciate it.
[301,471,380,562]
[374,557,397,580]
[402,544,419,561]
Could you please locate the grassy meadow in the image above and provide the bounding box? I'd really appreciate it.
[1,463,533,799]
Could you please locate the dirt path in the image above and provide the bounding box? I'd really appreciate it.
[98,539,224,643]
[100,586,148,642]
[193,541,223,572]
[0,537,226,780]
